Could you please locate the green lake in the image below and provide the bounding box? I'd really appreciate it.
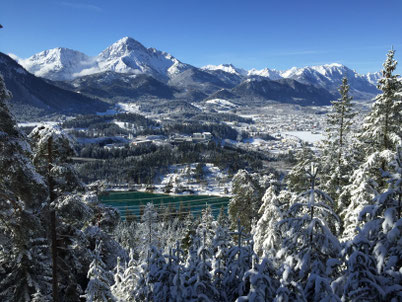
[99,191,230,220]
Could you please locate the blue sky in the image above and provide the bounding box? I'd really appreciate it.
[1,0,401,73]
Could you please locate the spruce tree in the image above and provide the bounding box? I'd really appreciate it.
[320,77,356,210]
[82,240,116,302]
[229,170,262,232]
[276,164,341,301]
[287,145,318,194]
[253,179,285,258]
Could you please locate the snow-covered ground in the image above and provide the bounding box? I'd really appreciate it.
[116,102,141,114]
[154,163,232,196]
[283,131,324,143]
[18,121,59,128]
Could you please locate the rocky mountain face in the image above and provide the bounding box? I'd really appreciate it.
[0,53,110,120]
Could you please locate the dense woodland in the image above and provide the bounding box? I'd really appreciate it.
[77,141,270,185]
[0,49,401,301]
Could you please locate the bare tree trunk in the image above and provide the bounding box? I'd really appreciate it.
[48,137,59,302]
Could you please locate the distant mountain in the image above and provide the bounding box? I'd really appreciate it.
[202,64,247,76]
[16,37,192,82]
[168,67,234,96]
[365,71,382,86]
[0,53,110,120]
[14,37,381,104]
[207,78,335,106]
[16,47,94,81]
[62,71,177,101]
[205,63,380,99]
[247,68,283,80]
[279,63,380,99]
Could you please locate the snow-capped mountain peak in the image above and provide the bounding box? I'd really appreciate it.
[98,37,148,60]
[201,64,248,76]
[17,47,93,81]
[247,68,282,80]
[365,71,382,86]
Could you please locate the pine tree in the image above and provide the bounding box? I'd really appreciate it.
[276,164,341,301]
[170,241,187,302]
[196,205,216,252]
[236,255,276,302]
[82,240,116,302]
[342,145,402,301]
[136,202,160,260]
[320,77,356,209]
[110,256,128,302]
[229,170,262,232]
[211,211,232,301]
[253,179,285,258]
[287,145,318,193]
[223,220,253,301]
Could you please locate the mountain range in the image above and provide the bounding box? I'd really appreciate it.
[1,37,383,119]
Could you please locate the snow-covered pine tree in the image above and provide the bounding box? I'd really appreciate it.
[136,202,160,260]
[29,124,82,194]
[286,144,318,194]
[170,241,187,302]
[181,212,198,252]
[110,256,127,302]
[0,74,52,301]
[253,178,286,259]
[133,252,152,302]
[223,220,254,301]
[148,246,172,301]
[341,48,402,241]
[183,236,202,301]
[342,145,402,301]
[236,255,276,302]
[276,163,341,302]
[29,124,104,300]
[82,240,116,302]
[229,170,263,233]
[196,205,216,252]
[340,231,384,301]
[320,77,356,211]
[211,210,232,301]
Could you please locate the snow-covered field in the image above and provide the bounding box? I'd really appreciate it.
[117,103,141,114]
[283,131,324,143]
[154,163,232,196]
[18,121,59,128]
